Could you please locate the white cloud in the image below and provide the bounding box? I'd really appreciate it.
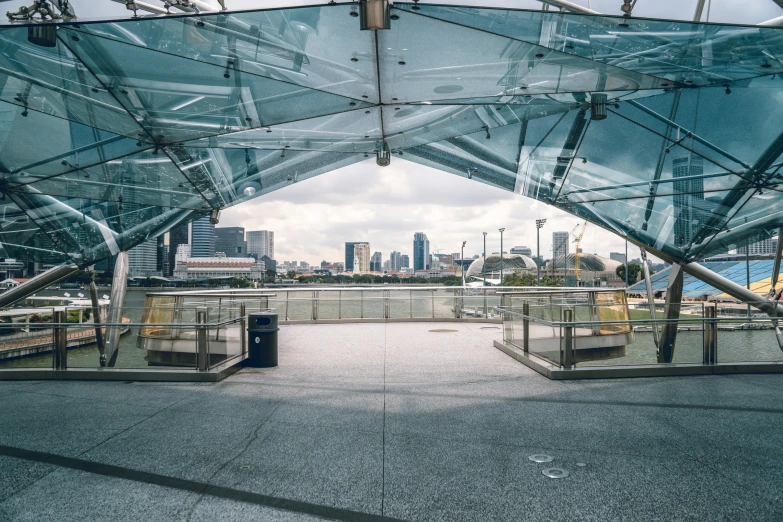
[220,158,645,265]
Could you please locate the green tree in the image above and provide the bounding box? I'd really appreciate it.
[286,270,297,279]
[616,263,642,286]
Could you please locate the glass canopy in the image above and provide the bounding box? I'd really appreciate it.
[0,2,781,267]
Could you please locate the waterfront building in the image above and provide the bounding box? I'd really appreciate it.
[216,227,246,256]
[370,251,383,272]
[353,243,371,273]
[552,232,569,259]
[345,242,369,272]
[168,224,189,277]
[189,217,216,258]
[247,230,274,260]
[413,232,430,271]
[510,246,533,256]
[128,239,159,278]
[173,254,264,280]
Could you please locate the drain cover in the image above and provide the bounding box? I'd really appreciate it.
[239,465,250,471]
[429,329,458,333]
[576,463,586,467]
[542,468,569,479]
[528,454,554,463]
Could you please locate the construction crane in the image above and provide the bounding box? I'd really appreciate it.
[571,221,588,282]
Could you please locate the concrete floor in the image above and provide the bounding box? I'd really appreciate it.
[1,322,782,521]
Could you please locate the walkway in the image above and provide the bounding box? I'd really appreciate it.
[1,322,781,521]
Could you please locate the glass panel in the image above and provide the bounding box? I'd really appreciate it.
[71,5,380,102]
[382,7,668,104]
[63,27,371,143]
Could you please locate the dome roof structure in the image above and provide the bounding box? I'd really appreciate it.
[465,254,537,279]
[547,254,621,273]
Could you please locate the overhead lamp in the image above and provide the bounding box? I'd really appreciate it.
[360,0,391,30]
[209,209,220,225]
[27,25,57,47]
[590,93,607,121]
[376,140,391,166]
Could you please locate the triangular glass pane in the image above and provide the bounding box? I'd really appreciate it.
[179,107,383,154]
[0,106,144,181]
[0,26,144,137]
[398,5,783,85]
[63,29,372,143]
[381,6,668,104]
[71,5,379,102]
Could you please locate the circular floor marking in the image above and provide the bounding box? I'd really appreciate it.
[528,454,554,463]
[429,329,458,333]
[542,468,569,479]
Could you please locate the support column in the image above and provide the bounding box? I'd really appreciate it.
[88,276,105,358]
[640,249,660,348]
[658,263,684,363]
[103,251,128,367]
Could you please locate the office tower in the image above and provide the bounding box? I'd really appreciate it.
[610,252,627,264]
[128,239,158,277]
[382,260,390,271]
[552,231,569,259]
[168,223,189,276]
[673,155,705,248]
[370,251,382,272]
[345,241,369,272]
[353,243,371,272]
[413,232,430,271]
[510,246,532,256]
[247,230,274,260]
[260,255,276,273]
[189,216,216,257]
[156,235,165,273]
[400,254,410,269]
[390,251,403,271]
[216,227,247,256]
[738,238,778,255]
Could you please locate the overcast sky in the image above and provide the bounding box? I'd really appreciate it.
[24,0,782,264]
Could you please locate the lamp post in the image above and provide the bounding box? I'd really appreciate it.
[499,228,505,284]
[536,219,546,286]
[461,241,467,287]
[482,232,487,287]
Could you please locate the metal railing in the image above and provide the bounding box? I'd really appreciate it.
[498,296,783,372]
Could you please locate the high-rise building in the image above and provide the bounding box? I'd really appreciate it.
[216,227,247,256]
[400,254,410,269]
[353,243,371,272]
[370,251,383,272]
[168,223,189,276]
[413,232,430,271]
[390,251,404,272]
[128,239,158,278]
[610,252,627,264]
[345,242,369,272]
[189,216,216,257]
[156,235,166,273]
[247,230,274,260]
[510,246,532,256]
[673,155,705,248]
[382,259,390,271]
[552,232,569,259]
[738,238,778,255]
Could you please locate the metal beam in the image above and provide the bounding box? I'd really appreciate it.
[108,0,168,15]
[0,264,79,309]
[693,0,707,22]
[88,277,106,358]
[639,248,660,348]
[658,263,683,363]
[760,15,783,27]
[538,0,600,15]
[773,227,783,291]
[103,251,128,367]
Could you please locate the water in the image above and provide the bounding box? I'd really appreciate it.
[2,289,781,370]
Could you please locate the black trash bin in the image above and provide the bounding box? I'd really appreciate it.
[247,311,279,367]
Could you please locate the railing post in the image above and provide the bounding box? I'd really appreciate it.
[240,303,247,356]
[361,290,364,319]
[431,290,435,318]
[384,290,390,320]
[339,290,342,319]
[703,304,717,365]
[197,309,208,371]
[561,308,573,369]
[285,291,289,321]
[312,290,318,321]
[523,302,529,353]
[53,310,67,370]
[455,289,461,319]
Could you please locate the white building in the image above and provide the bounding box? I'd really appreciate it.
[247,230,274,260]
[175,244,191,271]
[510,246,532,256]
[353,243,371,273]
[173,255,264,280]
[128,239,160,278]
[737,238,778,256]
